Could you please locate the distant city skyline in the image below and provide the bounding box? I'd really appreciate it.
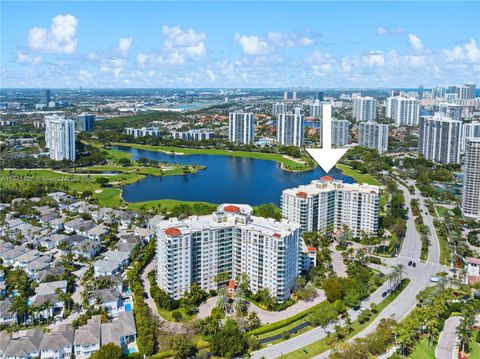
[1,1,479,88]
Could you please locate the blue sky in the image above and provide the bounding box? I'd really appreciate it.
[1,1,479,88]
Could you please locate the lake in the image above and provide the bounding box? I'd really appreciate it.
[115,146,354,205]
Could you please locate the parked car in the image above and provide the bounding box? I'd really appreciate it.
[382,291,388,298]
[408,261,413,266]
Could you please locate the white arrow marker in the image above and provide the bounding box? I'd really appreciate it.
[306,103,348,173]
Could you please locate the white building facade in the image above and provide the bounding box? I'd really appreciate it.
[125,127,160,138]
[281,177,380,237]
[418,114,461,164]
[358,121,389,154]
[386,96,419,126]
[228,112,255,144]
[462,138,480,219]
[155,204,301,302]
[272,102,287,116]
[45,115,76,161]
[277,108,305,147]
[352,96,377,122]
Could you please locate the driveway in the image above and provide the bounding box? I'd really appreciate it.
[248,289,326,324]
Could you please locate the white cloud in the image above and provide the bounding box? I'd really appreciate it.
[118,37,133,56]
[162,25,206,49]
[28,14,78,54]
[16,51,42,65]
[136,25,207,66]
[376,26,404,36]
[408,33,424,52]
[234,33,272,56]
[266,32,315,48]
[235,31,315,56]
[443,39,480,63]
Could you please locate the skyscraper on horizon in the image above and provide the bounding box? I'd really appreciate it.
[40,89,51,105]
[76,113,96,132]
[228,111,255,144]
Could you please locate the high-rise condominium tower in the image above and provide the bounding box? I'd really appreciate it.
[352,96,377,122]
[45,115,76,161]
[462,138,480,219]
[358,121,388,154]
[418,114,461,164]
[386,96,420,126]
[277,107,304,147]
[228,112,255,144]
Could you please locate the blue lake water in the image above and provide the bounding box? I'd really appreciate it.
[115,146,354,205]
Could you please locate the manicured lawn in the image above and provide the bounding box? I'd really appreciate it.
[470,338,480,359]
[434,205,451,218]
[408,338,435,359]
[127,199,216,212]
[336,164,380,185]
[111,142,313,171]
[93,188,124,208]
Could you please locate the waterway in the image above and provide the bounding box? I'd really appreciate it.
[115,146,354,205]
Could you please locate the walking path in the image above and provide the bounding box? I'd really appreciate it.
[197,289,326,324]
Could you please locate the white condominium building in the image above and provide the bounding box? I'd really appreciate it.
[418,114,461,164]
[125,127,160,138]
[358,121,389,154]
[45,115,76,161]
[352,96,377,122]
[277,107,305,147]
[272,102,287,116]
[318,119,350,147]
[386,96,419,126]
[310,100,322,118]
[171,129,214,142]
[462,138,480,219]
[155,204,301,302]
[281,177,380,237]
[228,112,255,144]
[461,122,480,153]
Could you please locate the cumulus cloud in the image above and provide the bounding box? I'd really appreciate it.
[408,33,424,52]
[235,31,315,56]
[16,51,42,65]
[376,26,404,36]
[443,39,480,63]
[28,14,78,54]
[79,69,94,82]
[117,37,133,56]
[234,33,272,56]
[137,25,207,66]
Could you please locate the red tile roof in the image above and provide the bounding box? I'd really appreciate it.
[273,233,282,238]
[467,275,480,284]
[321,175,334,181]
[307,246,318,252]
[224,205,241,213]
[227,279,236,289]
[164,227,182,236]
[296,191,308,198]
[467,257,480,265]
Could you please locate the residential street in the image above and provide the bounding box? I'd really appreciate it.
[435,316,462,359]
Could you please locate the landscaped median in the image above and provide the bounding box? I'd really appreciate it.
[280,278,411,359]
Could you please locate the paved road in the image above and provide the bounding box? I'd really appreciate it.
[252,180,445,359]
[436,316,461,359]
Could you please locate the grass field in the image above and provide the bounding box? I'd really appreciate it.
[111,142,314,171]
[336,164,380,186]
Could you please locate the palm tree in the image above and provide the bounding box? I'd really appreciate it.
[233,296,247,316]
[216,288,228,314]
